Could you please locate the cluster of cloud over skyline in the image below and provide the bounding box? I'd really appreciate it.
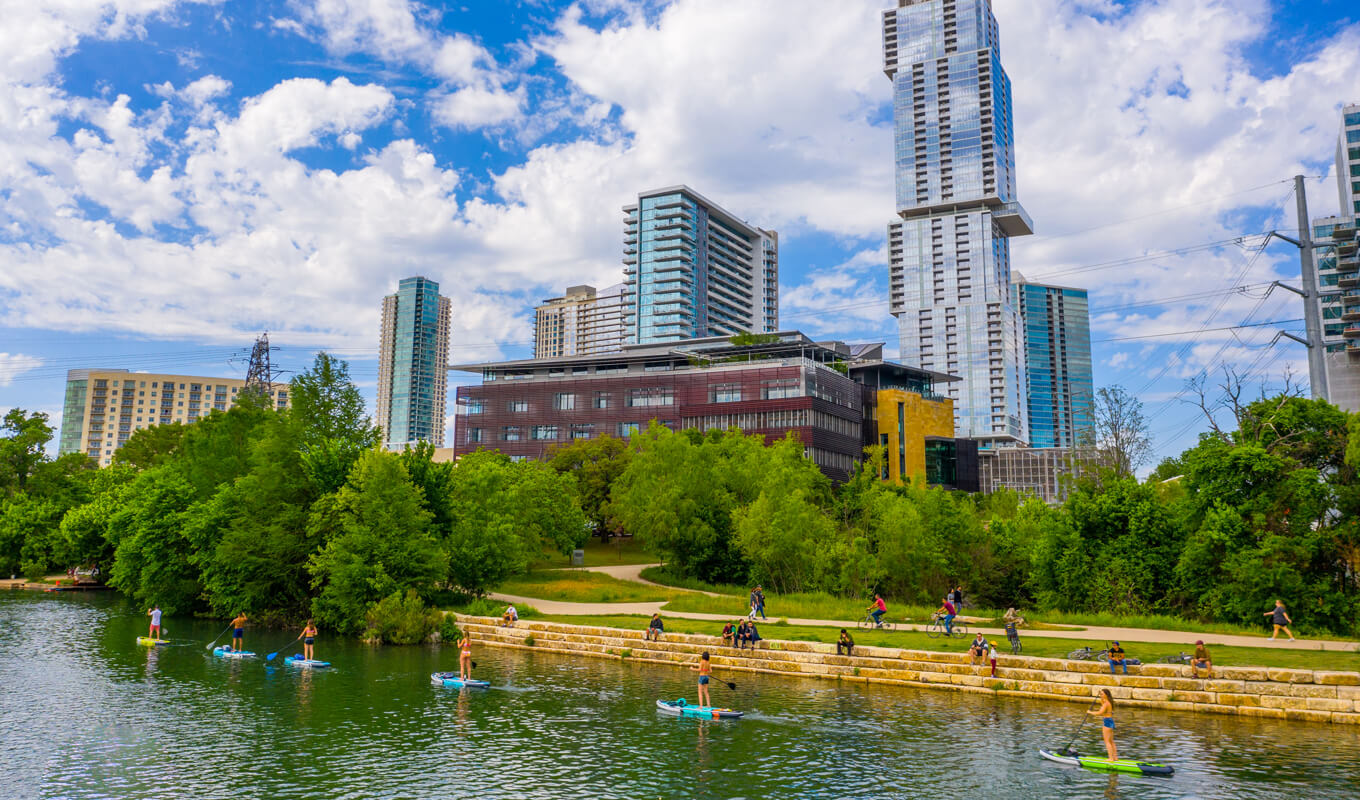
[1,0,1357,461]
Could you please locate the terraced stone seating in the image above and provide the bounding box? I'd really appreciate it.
[454,615,1360,725]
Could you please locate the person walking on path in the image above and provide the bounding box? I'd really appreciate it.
[693,652,714,708]
[457,632,474,680]
[301,620,318,661]
[837,629,855,656]
[1107,641,1128,675]
[754,586,767,620]
[953,585,965,611]
[1264,600,1296,640]
[230,612,248,653]
[1088,689,1118,761]
[147,606,163,640]
[1191,640,1212,678]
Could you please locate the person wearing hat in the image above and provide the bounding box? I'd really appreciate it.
[1107,641,1128,675]
[1191,640,1212,677]
[988,640,999,677]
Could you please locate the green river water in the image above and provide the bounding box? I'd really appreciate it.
[4,591,1360,799]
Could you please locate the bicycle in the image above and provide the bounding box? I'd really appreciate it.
[1157,652,1193,665]
[1065,646,1110,661]
[1005,623,1023,655]
[857,612,895,632]
[924,615,968,639]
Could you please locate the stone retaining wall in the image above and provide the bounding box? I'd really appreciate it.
[455,615,1360,725]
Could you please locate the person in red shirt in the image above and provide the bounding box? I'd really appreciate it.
[866,594,887,628]
[935,596,957,635]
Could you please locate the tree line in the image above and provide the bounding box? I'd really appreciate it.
[3,357,1357,637]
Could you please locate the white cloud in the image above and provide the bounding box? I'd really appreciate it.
[0,354,43,387]
[431,85,524,129]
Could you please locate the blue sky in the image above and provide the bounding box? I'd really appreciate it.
[1,0,1358,468]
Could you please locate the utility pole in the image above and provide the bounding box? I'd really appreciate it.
[1266,176,1329,402]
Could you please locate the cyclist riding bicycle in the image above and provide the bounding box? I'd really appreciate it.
[867,594,887,628]
[935,596,957,635]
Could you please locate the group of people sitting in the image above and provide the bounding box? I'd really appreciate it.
[721,619,763,650]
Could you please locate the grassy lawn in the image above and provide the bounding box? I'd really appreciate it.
[532,537,659,568]
[537,614,1360,673]
[497,570,677,604]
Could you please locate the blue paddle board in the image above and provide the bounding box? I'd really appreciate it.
[431,672,489,688]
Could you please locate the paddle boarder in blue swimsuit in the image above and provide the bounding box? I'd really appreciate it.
[230,613,247,653]
[301,620,318,661]
[693,652,713,708]
[1087,689,1117,761]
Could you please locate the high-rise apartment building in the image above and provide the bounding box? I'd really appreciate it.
[533,283,628,359]
[1013,276,1094,448]
[58,369,290,466]
[377,276,452,449]
[1335,103,1360,217]
[622,186,778,345]
[883,0,1033,446]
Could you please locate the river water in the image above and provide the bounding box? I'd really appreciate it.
[3,591,1359,799]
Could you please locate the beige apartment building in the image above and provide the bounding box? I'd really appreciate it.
[533,283,627,359]
[58,369,290,466]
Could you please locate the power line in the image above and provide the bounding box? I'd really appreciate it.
[1092,317,1304,343]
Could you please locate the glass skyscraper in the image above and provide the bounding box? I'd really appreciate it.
[623,186,778,345]
[883,0,1033,445]
[377,276,452,449]
[1013,277,1094,448]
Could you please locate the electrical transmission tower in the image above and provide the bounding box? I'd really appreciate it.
[242,332,280,397]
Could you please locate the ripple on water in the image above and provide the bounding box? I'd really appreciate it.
[4,593,1360,799]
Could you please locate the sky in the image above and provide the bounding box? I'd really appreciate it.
[0,0,1358,467]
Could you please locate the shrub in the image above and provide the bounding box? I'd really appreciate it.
[363,589,441,645]
[438,614,460,643]
[523,635,535,647]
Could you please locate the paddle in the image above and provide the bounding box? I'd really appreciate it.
[266,634,303,662]
[1062,700,1099,755]
[204,623,234,651]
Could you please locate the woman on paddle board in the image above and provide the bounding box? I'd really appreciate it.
[693,651,713,708]
[301,620,318,661]
[458,632,473,680]
[1087,689,1117,761]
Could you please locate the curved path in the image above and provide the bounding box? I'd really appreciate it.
[497,565,1359,652]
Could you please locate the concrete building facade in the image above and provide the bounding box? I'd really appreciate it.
[883,0,1033,447]
[58,369,290,466]
[533,283,628,359]
[623,186,778,345]
[377,276,452,449]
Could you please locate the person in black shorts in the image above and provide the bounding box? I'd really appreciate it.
[837,629,854,656]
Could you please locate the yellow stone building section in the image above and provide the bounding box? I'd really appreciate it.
[874,388,954,484]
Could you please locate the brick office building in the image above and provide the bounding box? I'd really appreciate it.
[451,332,968,485]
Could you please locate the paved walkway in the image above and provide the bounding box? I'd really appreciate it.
[546,563,727,597]
[495,567,1360,652]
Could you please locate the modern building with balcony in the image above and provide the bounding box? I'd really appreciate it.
[377,276,453,449]
[450,332,966,485]
[1013,275,1094,448]
[58,370,290,466]
[533,283,628,359]
[622,186,779,345]
[883,0,1032,447]
[1318,215,1360,410]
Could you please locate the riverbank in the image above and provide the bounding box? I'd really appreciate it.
[457,615,1360,725]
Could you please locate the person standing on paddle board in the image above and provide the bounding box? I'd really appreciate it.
[1264,600,1295,641]
[301,620,318,661]
[693,651,713,708]
[1087,689,1117,761]
[147,606,163,640]
[458,632,473,680]
[230,612,248,652]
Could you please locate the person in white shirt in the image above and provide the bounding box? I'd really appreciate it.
[147,606,163,640]
[502,605,518,627]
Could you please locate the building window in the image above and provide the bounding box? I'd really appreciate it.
[466,399,484,415]
[762,379,799,400]
[711,383,742,403]
[617,422,640,438]
[554,393,576,411]
[508,400,529,413]
[467,428,483,443]
[501,426,522,441]
[594,392,610,409]
[628,387,674,407]
[571,424,594,440]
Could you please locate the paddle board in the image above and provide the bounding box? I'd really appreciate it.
[285,656,331,668]
[431,672,490,688]
[655,699,743,719]
[212,645,257,659]
[137,637,170,646]
[1040,748,1173,776]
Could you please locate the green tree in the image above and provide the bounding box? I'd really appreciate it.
[290,353,382,494]
[103,466,201,612]
[548,434,631,539]
[445,451,587,596]
[399,442,456,531]
[308,449,446,633]
[0,409,54,497]
[113,423,187,469]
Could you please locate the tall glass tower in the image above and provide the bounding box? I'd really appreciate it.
[883,0,1033,446]
[622,186,778,345]
[1013,276,1094,448]
[377,276,452,449]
